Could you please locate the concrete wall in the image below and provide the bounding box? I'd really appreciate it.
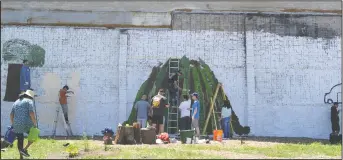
[1,24,341,138]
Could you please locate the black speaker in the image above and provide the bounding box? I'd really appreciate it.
[329,133,342,144]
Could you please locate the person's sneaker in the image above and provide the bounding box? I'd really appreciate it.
[19,149,30,157]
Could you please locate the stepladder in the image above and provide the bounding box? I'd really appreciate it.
[52,105,73,138]
[167,58,180,134]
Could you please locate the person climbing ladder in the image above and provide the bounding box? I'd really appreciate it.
[168,70,182,106]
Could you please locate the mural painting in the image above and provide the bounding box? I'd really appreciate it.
[2,39,46,102]
[324,83,342,104]
[124,56,250,135]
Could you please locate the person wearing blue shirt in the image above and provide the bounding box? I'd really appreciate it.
[191,92,200,138]
[20,60,31,92]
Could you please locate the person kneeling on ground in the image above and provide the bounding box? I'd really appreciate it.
[10,90,37,158]
[151,89,169,134]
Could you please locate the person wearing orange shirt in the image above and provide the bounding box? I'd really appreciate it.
[59,85,74,124]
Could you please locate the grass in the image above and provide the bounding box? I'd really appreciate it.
[1,138,341,159]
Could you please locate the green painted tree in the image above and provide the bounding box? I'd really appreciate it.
[124,56,249,135]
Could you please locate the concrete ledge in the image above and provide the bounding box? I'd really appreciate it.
[2,9,172,27]
[2,23,171,29]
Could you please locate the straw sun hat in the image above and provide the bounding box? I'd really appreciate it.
[20,90,35,98]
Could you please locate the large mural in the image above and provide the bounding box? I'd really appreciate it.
[2,39,46,102]
[124,56,249,135]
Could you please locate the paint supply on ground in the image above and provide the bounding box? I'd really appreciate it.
[141,128,156,144]
[213,130,223,142]
[180,130,195,144]
[186,138,192,144]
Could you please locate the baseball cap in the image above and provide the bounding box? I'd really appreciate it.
[192,92,199,98]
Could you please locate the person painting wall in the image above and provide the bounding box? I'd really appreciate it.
[58,85,74,124]
[20,60,31,93]
[168,70,182,106]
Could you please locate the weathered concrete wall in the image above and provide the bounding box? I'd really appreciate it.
[172,12,342,39]
[2,1,341,27]
[1,25,341,138]
[2,1,341,12]
[1,9,171,27]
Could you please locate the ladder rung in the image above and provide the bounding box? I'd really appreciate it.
[168,120,178,122]
[168,113,178,114]
[168,127,178,128]
[169,67,179,69]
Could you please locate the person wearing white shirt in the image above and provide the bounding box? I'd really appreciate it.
[178,95,192,130]
[220,100,232,139]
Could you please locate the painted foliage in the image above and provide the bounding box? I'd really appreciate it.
[124,56,249,135]
[2,39,46,102]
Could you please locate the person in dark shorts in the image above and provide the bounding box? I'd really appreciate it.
[168,70,182,106]
[151,89,169,134]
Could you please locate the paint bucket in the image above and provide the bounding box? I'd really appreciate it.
[186,138,192,144]
[213,130,223,142]
[28,127,40,142]
[180,130,195,144]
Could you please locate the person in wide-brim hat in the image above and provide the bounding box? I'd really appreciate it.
[11,89,37,158]
[23,90,35,99]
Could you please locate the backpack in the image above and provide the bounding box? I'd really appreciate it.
[152,95,162,108]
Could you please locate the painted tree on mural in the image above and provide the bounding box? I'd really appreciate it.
[2,39,45,67]
[124,56,249,135]
[2,39,46,102]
